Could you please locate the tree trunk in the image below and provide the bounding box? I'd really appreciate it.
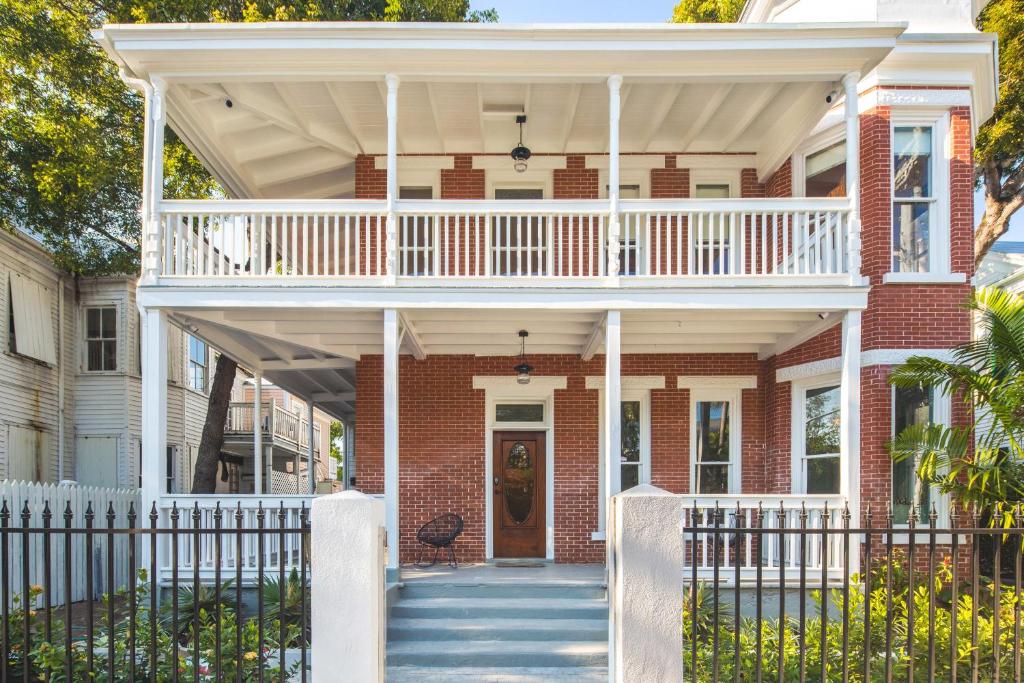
[191,353,239,493]
[975,160,1024,267]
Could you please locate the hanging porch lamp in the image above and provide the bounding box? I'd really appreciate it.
[513,330,533,385]
[510,115,531,173]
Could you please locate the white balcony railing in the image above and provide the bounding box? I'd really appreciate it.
[155,494,313,585]
[225,401,321,455]
[680,495,846,584]
[156,198,856,283]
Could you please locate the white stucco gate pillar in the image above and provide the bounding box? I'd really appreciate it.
[311,490,387,682]
[608,485,685,683]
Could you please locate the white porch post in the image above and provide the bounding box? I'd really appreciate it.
[383,309,400,570]
[140,308,167,570]
[604,310,622,566]
[137,76,166,285]
[254,370,263,494]
[607,75,623,281]
[842,71,862,282]
[384,74,400,285]
[344,419,355,490]
[840,310,862,573]
[306,398,316,494]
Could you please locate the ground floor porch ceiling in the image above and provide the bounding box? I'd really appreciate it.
[178,307,843,378]
[96,22,904,199]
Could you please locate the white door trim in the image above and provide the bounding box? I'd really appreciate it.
[477,376,563,560]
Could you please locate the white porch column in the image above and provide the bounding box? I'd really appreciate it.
[842,72,862,282]
[137,76,166,285]
[306,398,316,494]
[384,74,400,285]
[840,310,862,572]
[253,370,263,495]
[607,75,623,280]
[604,310,622,567]
[344,419,355,490]
[383,309,400,570]
[140,308,167,570]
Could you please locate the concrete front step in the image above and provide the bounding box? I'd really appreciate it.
[386,640,609,668]
[399,581,606,600]
[386,665,609,682]
[388,616,608,641]
[390,597,607,620]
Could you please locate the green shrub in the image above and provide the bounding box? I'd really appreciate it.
[683,554,1020,682]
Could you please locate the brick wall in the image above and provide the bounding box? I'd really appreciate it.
[355,353,766,564]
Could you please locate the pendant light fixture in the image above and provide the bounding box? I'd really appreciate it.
[510,115,531,173]
[513,329,533,385]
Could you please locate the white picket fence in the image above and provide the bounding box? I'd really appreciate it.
[0,481,140,608]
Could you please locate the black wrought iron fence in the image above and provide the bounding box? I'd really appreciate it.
[0,499,311,682]
[683,503,1023,682]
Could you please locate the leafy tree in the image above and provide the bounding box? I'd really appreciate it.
[975,0,1024,264]
[1,0,493,493]
[888,287,1024,520]
[671,0,744,23]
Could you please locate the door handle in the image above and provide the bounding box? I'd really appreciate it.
[493,476,501,494]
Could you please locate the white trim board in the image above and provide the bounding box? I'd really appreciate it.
[677,375,757,390]
[476,375,563,560]
[585,375,665,390]
[775,348,957,383]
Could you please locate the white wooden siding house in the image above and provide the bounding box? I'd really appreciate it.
[0,229,337,493]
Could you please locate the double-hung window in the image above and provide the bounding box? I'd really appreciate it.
[892,386,933,524]
[493,188,546,276]
[188,335,208,392]
[614,184,643,275]
[398,186,434,276]
[802,384,841,494]
[85,306,117,372]
[691,390,740,494]
[892,126,936,273]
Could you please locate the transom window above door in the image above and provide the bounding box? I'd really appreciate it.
[495,403,544,423]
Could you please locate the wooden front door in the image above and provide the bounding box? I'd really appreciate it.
[492,431,546,558]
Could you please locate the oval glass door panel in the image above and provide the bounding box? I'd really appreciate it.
[503,441,534,525]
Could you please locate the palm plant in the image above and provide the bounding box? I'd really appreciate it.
[888,287,1024,523]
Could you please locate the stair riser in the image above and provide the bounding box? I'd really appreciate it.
[387,651,609,668]
[391,605,606,620]
[400,584,606,600]
[388,626,608,642]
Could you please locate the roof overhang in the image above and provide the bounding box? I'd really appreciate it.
[95,22,906,198]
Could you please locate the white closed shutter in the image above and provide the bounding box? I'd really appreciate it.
[7,425,48,482]
[75,436,119,488]
[8,272,58,365]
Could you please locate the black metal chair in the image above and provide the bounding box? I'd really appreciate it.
[414,513,464,568]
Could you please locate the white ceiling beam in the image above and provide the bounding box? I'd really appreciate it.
[325,82,366,155]
[757,315,840,360]
[638,83,684,153]
[424,82,448,154]
[260,357,355,370]
[217,83,355,159]
[312,391,356,402]
[274,82,361,157]
[719,83,784,152]
[560,83,582,154]
[756,84,832,182]
[177,316,265,369]
[580,312,607,361]
[677,83,734,153]
[398,312,427,360]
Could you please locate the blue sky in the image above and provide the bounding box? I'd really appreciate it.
[471,0,1024,245]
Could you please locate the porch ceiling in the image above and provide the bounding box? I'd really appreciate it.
[176,307,843,382]
[96,22,904,199]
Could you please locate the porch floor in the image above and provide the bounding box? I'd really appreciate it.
[400,562,605,587]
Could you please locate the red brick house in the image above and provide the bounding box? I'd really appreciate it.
[96,0,997,575]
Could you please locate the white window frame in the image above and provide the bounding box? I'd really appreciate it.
[790,371,842,494]
[792,125,846,199]
[187,334,208,394]
[884,110,957,284]
[691,175,739,275]
[595,388,652,504]
[689,169,739,199]
[890,384,952,530]
[398,185,436,277]
[83,304,118,373]
[689,387,742,495]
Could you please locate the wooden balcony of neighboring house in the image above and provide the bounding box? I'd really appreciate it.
[222,400,322,464]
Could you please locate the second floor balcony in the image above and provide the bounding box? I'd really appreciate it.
[157,197,857,286]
